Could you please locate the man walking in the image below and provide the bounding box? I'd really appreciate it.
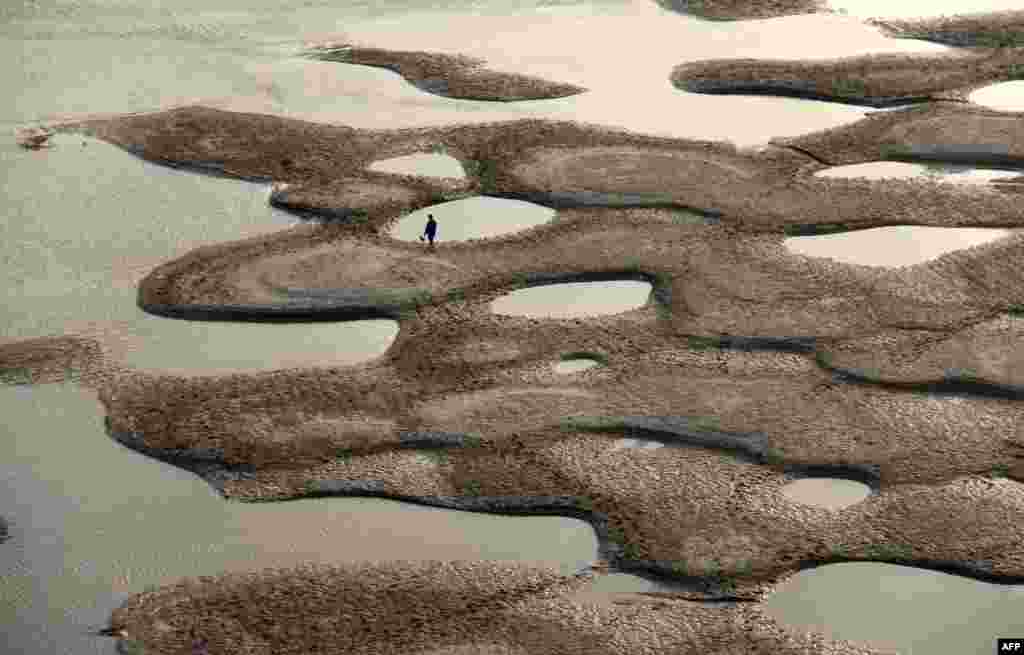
[423,214,438,246]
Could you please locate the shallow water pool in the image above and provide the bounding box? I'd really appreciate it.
[491,281,653,319]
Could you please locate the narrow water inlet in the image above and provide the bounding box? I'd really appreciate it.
[780,478,872,510]
[814,161,1023,184]
[0,384,598,655]
[970,81,1024,113]
[765,562,1024,655]
[785,226,1013,267]
[367,152,466,179]
[491,280,653,318]
[390,196,556,242]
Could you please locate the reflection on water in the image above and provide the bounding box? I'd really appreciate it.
[368,152,466,178]
[766,562,1024,655]
[815,161,1023,183]
[785,226,1013,267]
[0,384,598,655]
[391,196,556,242]
[780,478,872,510]
[970,81,1024,113]
[491,281,653,318]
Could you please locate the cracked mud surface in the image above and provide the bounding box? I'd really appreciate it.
[8,4,1024,653]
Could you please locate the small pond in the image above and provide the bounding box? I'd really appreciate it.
[367,152,466,179]
[553,358,601,375]
[0,384,598,655]
[780,478,872,510]
[491,281,653,319]
[785,226,1013,267]
[970,81,1024,113]
[391,196,556,242]
[765,562,1024,655]
[814,161,1023,184]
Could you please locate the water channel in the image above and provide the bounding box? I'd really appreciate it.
[2,1,1017,652]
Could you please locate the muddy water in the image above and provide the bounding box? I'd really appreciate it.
[766,562,1024,655]
[971,81,1024,113]
[368,152,466,178]
[391,196,556,242]
[780,478,872,510]
[0,384,598,655]
[491,281,653,318]
[815,161,1024,184]
[785,226,1013,267]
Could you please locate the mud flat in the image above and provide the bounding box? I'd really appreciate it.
[307,45,586,102]
[105,560,902,655]
[54,102,1024,651]
[653,0,826,21]
[869,9,1024,48]
[672,50,1024,107]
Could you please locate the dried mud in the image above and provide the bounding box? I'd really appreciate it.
[654,0,827,21]
[307,45,586,102]
[672,50,1024,107]
[104,561,890,655]
[17,9,1024,652]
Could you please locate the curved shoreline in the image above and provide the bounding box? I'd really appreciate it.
[307,45,586,102]
[672,50,1024,108]
[20,32,1024,649]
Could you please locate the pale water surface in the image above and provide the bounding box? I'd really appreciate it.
[0,384,598,655]
[368,152,466,179]
[491,281,653,318]
[391,196,556,242]
[970,81,1024,113]
[766,562,1024,655]
[815,161,1024,183]
[0,0,1006,652]
[785,226,1013,267]
[780,478,872,510]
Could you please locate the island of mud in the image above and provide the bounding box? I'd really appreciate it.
[11,7,1024,653]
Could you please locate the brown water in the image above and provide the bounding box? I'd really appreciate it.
[391,196,556,242]
[785,226,1013,267]
[780,478,872,510]
[491,281,653,318]
[765,562,1024,655]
